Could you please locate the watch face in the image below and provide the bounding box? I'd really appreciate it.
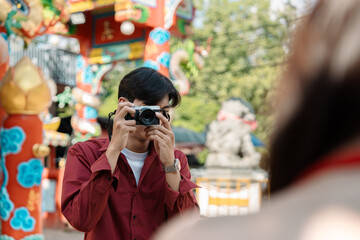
[175,158,181,171]
[163,158,180,172]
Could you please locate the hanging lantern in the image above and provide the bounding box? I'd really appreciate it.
[120,21,135,35]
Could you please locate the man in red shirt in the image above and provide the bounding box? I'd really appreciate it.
[61,67,199,240]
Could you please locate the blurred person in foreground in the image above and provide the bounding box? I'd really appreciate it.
[153,0,360,239]
[61,67,199,240]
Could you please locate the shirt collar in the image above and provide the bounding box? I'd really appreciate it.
[99,138,156,155]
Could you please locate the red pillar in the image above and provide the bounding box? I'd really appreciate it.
[0,57,51,239]
[1,115,44,239]
[144,27,171,77]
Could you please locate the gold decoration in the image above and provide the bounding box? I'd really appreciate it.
[43,116,61,130]
[69,0,94,13]
[101,21,115,41]
[32,143,50,158]
[58,158,66,168]
[27,189,41,211]
[129,42,145,59]
[114,0,134,21]
[0,57,51,114]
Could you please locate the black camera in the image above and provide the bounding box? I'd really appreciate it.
[125,106,162,125]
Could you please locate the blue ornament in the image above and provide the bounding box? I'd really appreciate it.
[0,234,15,240]
[17,159,43,188]
[0,187,14,221]
[83,66,93,84]
[156,52,170,68]
[10,207,35,232]
[76,55,86,72]
[21,235,44,240]
[143,60,160,71]
[84,106,98,120]
[0,127,26,156]
[149,28,170,45]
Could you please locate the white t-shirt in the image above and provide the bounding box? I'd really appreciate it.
[121,148,148,185]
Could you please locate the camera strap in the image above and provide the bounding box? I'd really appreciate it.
[107,110,116,141]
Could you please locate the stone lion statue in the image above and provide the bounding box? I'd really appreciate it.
[205,98,261,168]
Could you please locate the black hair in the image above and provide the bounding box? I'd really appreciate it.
[270,69,360,193]
[269,0,360,193]
[118,67,181,107]
[107,67,181,139]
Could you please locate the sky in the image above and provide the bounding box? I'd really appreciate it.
[193,0,318,28]
[271,0,305,12]
[271,0,318,14]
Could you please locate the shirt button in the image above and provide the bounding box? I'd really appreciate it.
[133,215,136,220]
[130,171,133,175]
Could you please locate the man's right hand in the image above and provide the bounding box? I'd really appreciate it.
[106,101,136,173]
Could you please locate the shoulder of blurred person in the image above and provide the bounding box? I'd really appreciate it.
[154,0,360,239]
[153,155,360,240]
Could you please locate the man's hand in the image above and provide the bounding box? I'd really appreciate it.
[145,111,180,191]
[106,101,136,173]
[145,112,175,166]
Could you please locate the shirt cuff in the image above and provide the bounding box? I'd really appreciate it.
[164,174,199,210]
[90,153,119,190]
[90,152,112,173]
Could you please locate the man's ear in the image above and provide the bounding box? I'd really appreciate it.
[118,97,128,103]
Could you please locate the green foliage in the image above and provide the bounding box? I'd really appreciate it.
[170,38,200,79]
[53,86,75,118]
[197,148,208,165]
[98,86,118,118]
[172,0,297,146]
[172,94,220,133]
[98,0,298,158]
[98,61,139,117]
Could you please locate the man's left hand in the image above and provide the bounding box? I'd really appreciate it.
[145,112,175,166]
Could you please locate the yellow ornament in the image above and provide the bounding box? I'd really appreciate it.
[32,143,50,158]
[0,57,51,114]
[129,42,145,59]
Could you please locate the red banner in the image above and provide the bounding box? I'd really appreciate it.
[93,14,144,47]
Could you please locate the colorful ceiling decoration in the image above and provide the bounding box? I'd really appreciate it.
[0,0,69,42]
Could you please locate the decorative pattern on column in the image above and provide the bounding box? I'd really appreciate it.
[144,27,171,77]
[71,55,112,143]
[0,57,50,240]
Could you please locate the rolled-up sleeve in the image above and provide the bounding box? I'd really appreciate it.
[164,153,200,218]
[61,144,116,232]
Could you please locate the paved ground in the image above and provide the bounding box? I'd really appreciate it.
[43,228,84,240]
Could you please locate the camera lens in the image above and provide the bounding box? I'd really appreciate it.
[139,109,158,125]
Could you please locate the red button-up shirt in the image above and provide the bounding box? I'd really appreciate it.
[61,138,199,240]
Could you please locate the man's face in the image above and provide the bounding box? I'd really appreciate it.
[129,95,171,142]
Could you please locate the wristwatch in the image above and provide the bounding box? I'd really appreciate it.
[162,158,181,173]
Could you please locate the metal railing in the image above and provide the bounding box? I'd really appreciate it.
[9,41,77,87]
[195,177,270,217]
